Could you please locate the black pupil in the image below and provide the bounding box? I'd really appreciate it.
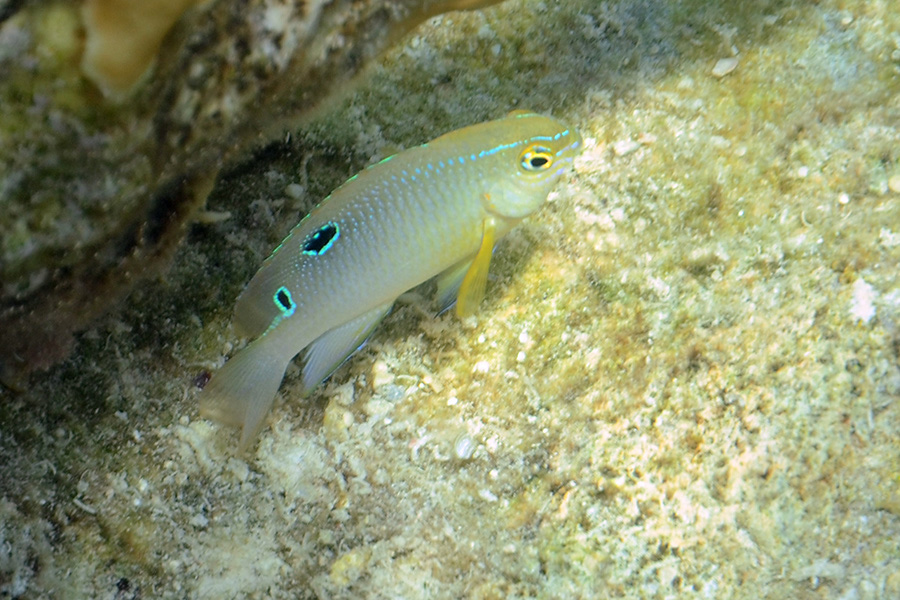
[276,290,291,308]
[304,223,337,253]
[530,156,549,168]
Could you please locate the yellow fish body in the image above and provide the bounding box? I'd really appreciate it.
[200,110,582,449]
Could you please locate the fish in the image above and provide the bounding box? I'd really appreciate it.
[199,110,583,449]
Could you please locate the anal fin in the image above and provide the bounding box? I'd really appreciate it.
[300,301,394,395]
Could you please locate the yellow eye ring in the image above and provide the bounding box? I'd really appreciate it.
[520,145,554,171]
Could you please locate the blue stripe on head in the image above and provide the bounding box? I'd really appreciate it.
[477,141,519,159]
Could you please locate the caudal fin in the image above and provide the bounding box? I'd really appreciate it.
[199,339,290,451]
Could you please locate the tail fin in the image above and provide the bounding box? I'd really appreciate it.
[199,338,290,452]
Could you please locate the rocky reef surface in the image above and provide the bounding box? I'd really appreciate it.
[0,0,501,385]
[1,0,898,598]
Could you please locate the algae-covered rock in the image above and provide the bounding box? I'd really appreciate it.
[0,0,502,386]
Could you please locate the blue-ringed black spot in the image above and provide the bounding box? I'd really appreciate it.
[302,222,340,255]
[274,286,296,316]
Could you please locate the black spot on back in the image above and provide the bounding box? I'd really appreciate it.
[303,222,339,255]
[276,288,292,309]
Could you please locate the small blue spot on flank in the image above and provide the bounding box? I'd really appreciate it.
[302,221,340,256]
[274,286,296,317]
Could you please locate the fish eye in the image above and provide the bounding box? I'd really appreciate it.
[520,145,553,171]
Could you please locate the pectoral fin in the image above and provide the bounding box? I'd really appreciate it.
[456,217,497,318]
[300,301,394,395]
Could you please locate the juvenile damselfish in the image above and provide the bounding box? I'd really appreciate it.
[200,110,582,449]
